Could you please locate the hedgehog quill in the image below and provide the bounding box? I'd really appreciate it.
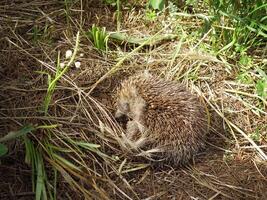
[115,71,209,166]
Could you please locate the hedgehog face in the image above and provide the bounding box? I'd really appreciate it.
[115,98,130,119]
[115,85,146,122]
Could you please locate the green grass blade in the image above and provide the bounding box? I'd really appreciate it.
[53,153,82,172]
[36,124,59,130]
[75,141,101,149]
[36,152,47,200]
[24,136,37,191]
[0,125,35,142]
[53,169,57,200]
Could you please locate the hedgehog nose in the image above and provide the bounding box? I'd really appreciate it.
[115,111,128,124]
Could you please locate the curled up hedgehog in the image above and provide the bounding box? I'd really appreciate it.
[115,71,209,166]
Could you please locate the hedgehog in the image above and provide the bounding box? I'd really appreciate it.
[115,71,209,166]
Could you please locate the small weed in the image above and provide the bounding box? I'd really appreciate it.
[24,136,51,200]
[41,32,80,114]
[86,24,109,52]
[145,9,157,21]
[42,52,62,114]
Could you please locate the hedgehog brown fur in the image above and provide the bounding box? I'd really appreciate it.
[115,71,209,166]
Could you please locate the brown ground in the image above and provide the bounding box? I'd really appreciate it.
[0,1,266,200]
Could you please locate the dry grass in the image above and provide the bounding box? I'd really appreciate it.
[0,0,266,199]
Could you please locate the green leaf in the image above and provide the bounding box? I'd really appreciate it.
[0,143,8,157]
[35,151,47,200]
[70,139,113,160]
[256,79,267,99]
[0,125,35,143]
[146,9,157,21]
[53,154,82,172]
[109,32,177,46]
[149,0,165,11]
[36,124,58,129]
[76,141,101,149]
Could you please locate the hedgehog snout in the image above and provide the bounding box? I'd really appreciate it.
[115,116,128,126]
[115,108,131,122]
